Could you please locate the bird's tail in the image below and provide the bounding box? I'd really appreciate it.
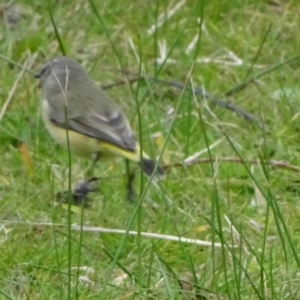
[141,157,165,177]
[132,144,165,178]
[107,143,165,178]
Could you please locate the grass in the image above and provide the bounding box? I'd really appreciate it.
[1,0,300,299]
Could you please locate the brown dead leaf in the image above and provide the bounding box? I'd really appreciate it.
[18,143,34,176]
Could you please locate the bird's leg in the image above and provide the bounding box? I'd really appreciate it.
[71,152,101,202]
[125,159,136,202]
[56,152,101,206]
[85,152,101,180]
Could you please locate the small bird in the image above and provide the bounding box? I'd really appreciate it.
[35,56,164,200]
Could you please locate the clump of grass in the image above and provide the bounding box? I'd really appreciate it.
[1,0,300,299]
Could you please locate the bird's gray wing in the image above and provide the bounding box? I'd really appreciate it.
[46,79,136,152]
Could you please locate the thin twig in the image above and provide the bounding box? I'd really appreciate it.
[47,157,300,192]
[102,77,139,90]
[109,71,259,124]
[163,157,300,173]
[0,60,28,124]
[50,157,300,188]
[2,221,236,248]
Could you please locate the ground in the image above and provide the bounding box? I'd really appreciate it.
[1,0,300,299]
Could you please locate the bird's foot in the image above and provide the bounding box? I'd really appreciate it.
[56,177,100,207]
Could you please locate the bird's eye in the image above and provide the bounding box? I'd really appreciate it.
[34,66,48,79]
[40,66,48,77]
